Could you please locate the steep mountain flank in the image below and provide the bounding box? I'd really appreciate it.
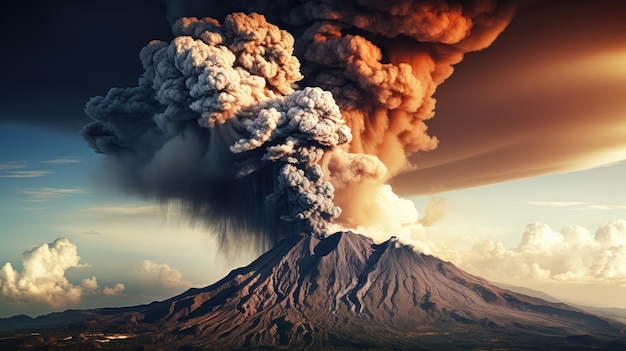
[1,232,625,350]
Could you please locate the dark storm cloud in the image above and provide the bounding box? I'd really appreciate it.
[0,0,172,131]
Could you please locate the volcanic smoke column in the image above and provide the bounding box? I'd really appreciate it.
[83,1,517,248]
[83,13,356,243]
[268,0,518,226]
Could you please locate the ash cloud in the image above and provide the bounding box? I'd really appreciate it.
[83,1,517,249]
[390,1,626,195]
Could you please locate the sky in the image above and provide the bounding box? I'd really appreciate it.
[1,0,626,318]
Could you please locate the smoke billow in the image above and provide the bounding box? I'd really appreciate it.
[83,1,517,249]
[419,197,449,227]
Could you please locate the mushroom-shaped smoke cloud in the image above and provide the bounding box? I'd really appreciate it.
[83,1,517,250]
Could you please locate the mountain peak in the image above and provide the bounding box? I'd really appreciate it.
[2,231,625,350]
[134,231,622,349]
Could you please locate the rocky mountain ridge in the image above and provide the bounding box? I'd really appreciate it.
[1,231,625,350]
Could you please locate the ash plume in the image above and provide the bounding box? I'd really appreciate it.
[83,1,517,250]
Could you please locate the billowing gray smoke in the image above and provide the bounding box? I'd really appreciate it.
[83,1,517,250]
[83,13,353,244]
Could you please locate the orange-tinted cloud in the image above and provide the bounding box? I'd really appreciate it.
[83,1,518,246]
[391,0,626,194]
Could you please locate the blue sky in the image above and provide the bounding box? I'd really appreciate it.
[0,124,258,317]
[2,122,626,317]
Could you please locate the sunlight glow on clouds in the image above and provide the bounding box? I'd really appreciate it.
[331,185,422,244]
[81,276,125,296]
[0,238,124,308]
[103,283,126,296]
[453,220,626,286]
[81,276,99,293]
[139,260,191,289]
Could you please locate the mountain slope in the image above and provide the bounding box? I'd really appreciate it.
[135,231,625,349]
[1,231,625,350]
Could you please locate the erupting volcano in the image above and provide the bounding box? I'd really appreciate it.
[3,1,625,350]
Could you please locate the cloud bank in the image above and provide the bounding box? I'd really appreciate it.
[83,0,516,249]
[0,238,124,308]
[428,220,626,287]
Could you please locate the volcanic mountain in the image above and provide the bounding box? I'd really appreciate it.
[1,231,625,350]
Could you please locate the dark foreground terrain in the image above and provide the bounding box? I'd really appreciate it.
[1,232,625,350]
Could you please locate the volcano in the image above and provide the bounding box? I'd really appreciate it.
[1,231,625,350]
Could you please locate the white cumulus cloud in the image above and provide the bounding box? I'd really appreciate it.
[103,283,126,296]
[81,276,100,293]
[140,260,191,288]
[445,219,626,286]
[0,238,124,308]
